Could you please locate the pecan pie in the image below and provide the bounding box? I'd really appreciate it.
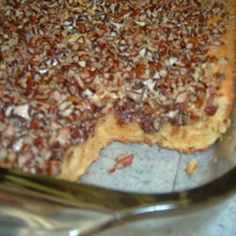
[0,0,235,180]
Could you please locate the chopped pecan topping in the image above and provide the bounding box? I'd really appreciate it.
[107,153,135,173]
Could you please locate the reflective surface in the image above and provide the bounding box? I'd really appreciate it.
[0,162,236,235]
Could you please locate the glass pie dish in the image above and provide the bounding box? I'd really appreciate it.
[0,102,236,236]
[0,0,236,235]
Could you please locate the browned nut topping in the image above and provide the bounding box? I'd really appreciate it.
[107,154,135,173]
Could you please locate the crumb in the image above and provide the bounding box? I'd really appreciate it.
[107,154,135,174]
[186,159,198,176]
